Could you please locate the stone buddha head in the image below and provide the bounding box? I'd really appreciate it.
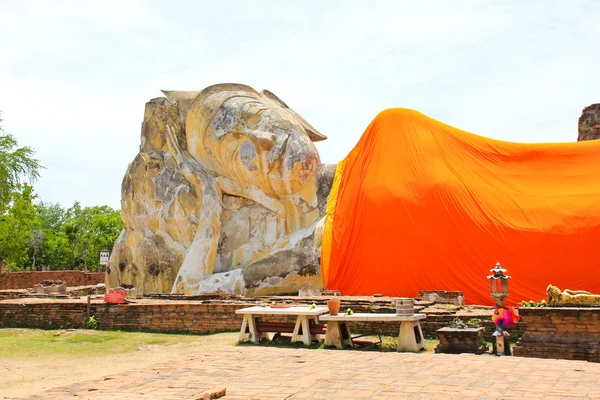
[164,83,326,197]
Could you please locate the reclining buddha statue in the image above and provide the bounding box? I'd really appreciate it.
[106,83,336,296]
[546,284,600,306]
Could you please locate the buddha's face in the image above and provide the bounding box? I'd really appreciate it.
[547,285,561,297]
[185,85,325,197]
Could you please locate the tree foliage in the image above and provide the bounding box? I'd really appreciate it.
[0,184,39,270]
[60,202,123,270]
[0,193,123,271]
[0,113,123,271]
[0,113,42,211]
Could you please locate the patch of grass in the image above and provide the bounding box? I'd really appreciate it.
[65,334,120,344]
[366,335,438,352]
[0,328,207,359]
[424,338,438,352]
[379,335,398,351]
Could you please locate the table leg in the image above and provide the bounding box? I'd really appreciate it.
[324,321,353,348]
[244,315,264,343]
[415,321,425,350]
[291,316,303,344]
[302,316,313,345]
[341,323,353,348]
[293,315,312,345]
[325,321,342,348]
[308,316,321,343]
[238,314,250,342]
[397,321,425,352]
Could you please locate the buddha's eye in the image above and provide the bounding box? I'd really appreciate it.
[242,102,267,124]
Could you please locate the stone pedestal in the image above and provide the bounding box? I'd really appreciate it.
[397,319,425,352]
[435,327,488,354]
[512,307,600,362]
[491,332,512,356]
[324,321,353,349]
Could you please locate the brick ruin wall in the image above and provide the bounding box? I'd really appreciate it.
[0,298,521,340]
[13,301,600,361]
[512,307,600,362]
[0,271,105,290]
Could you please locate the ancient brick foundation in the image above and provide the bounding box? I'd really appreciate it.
[0,271,104,290]
[0,300,251,333]
[512,307,600,362]
[0,296,521,342]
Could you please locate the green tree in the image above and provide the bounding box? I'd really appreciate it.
[39,230,71,271]
[84,206,122,271]
[36,202,65,231]
[27,228,44,271]
[0,112,42,211]
[35,202,70,270]
[0,114,121,271]
[0,184,40,270]
[61,203,123,271]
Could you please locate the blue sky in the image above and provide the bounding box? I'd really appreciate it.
[1,0,599,209]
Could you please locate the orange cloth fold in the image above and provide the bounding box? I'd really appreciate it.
[321,108,600,305]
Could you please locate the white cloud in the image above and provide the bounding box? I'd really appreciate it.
[0,0,598,208]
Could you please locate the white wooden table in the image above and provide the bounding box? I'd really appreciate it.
[235,305,328,346]
[319,313,426,352]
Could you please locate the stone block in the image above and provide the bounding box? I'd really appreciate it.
[419,290,464,306]
[434,327,488,354]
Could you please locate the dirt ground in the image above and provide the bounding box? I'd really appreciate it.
[0,329,239,399]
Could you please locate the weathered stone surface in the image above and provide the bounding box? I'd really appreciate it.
[577,103,600,141]
[33,281,67,295]
[242,247,321,296]
[107,84,335,295]
[315,164,336,216]
[198,269,245,295]
[418,290,464,306]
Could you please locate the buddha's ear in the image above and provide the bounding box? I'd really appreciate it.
[261,89,327,142]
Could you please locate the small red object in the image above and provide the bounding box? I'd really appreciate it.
[104,290,126,303]
[269,304,291,308]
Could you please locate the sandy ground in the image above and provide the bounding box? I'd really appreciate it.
[0,331,239,399]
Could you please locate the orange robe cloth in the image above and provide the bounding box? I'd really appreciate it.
[321,108,600,305]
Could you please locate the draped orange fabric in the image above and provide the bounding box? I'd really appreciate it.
[321,108,600,305]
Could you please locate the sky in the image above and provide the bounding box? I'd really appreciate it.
[1,0,599,209]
